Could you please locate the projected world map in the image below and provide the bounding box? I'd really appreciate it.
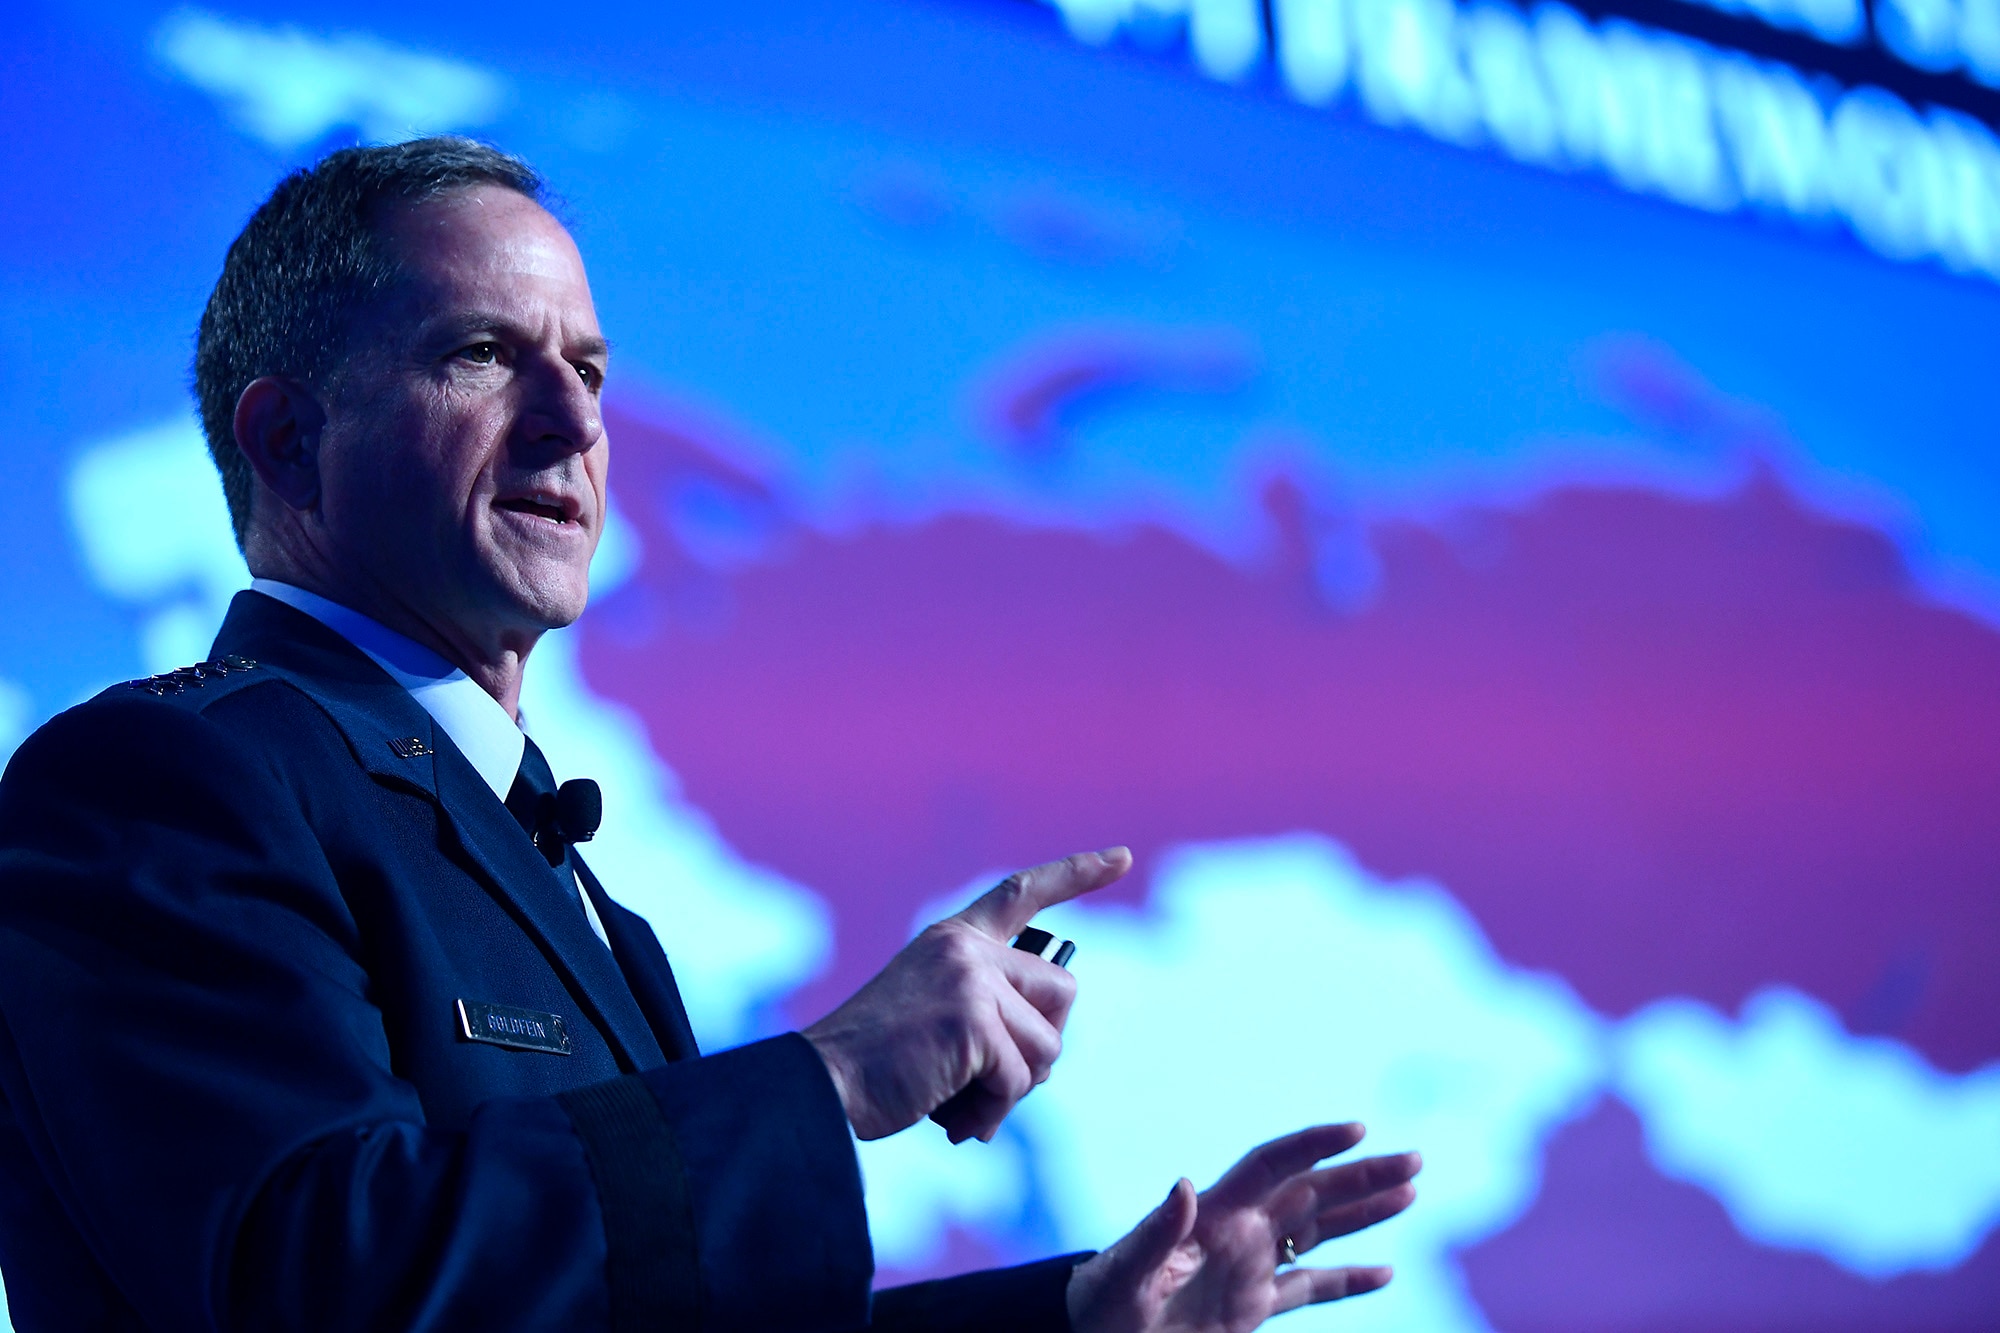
[8,2,2000,1330]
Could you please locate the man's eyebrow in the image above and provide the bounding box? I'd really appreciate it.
[423,313,612,359]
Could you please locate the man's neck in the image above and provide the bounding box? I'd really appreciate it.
[247,548,536,718]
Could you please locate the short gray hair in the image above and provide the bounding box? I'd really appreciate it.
[193,137,544,547]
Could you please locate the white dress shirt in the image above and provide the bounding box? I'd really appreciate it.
[249,579,612,948]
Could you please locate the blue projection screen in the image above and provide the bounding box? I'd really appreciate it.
[3,1,1999,1329]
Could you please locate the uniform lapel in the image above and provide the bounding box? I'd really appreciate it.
[212,592,666,1073]
[574,854,700,1063]
[427,751,665,1071]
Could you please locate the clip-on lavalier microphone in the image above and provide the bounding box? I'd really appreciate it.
[532,778,602,867]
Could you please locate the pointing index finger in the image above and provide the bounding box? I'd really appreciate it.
[956,847,1131,940]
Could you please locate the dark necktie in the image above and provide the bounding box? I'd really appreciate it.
[505,733,558,834]
[512,738,695,1062]
[505,736,597,930]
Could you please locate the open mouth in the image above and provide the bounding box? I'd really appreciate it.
[494,493,577,524]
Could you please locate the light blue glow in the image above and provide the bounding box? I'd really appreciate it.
[1018,836,1607,1332]
[65,417,247,675]
[1617,987,2000,1276]
[154,8,506,149]
[0,680,29,770]
[1045,0,1265,78]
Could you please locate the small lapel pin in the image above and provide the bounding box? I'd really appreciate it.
[387,736,433,759]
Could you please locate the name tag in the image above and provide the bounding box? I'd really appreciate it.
[456,999,572,1055]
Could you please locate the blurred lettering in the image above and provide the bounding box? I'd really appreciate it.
[1878,0,2000,87]
[1045,0,2000,283]
[1684,0,1866,45]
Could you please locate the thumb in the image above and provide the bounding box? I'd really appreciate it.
[1107,1178,1198,1281]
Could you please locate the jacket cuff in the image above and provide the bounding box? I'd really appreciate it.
[556,1076,700,1333]
[870,1252,1094,1333]
[641,1032,873,1333]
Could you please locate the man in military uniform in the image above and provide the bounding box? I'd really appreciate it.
[0,138,1418,1332]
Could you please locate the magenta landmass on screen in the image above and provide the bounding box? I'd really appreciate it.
[1458,1097,2000,1331]
[584,400,2000,1075]
[577,387,2000,1318]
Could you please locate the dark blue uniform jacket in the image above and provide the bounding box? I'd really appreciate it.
[0,592,1079,1332]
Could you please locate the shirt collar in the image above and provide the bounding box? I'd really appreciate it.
[249,579,526,800]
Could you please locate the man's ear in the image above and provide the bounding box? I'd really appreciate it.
[233,376,328,513]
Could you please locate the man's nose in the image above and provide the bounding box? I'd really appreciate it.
[518,355,602,457]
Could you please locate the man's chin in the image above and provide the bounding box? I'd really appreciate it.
[484,563,592,636]
[515,585,590,633]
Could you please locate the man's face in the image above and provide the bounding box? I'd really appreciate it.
[313,185,609,652]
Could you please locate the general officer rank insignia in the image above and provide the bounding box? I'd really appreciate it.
[124,654,257,695]
[456,999,572,1055]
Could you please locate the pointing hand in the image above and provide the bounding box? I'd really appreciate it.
[803,848,1130,1142]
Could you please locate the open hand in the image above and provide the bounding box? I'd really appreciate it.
[803,848,1130,1142]
[1066,1124,1420,1333]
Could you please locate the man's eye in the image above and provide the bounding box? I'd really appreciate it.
[574,363,603,388]
[458,342,500,365]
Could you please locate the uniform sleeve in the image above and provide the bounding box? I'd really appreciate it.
[871,1254,1091,1332]
[0,697,870,1333]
